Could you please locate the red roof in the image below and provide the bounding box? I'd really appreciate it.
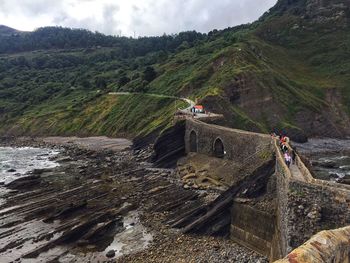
[194,105,204,109]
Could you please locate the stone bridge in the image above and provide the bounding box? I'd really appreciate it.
[182,118,350,262]
[185,118,272,162]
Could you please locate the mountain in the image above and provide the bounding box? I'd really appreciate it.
[0,0,350,141]
[0,25,24,37]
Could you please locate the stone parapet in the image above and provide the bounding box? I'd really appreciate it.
[274,226,350,263]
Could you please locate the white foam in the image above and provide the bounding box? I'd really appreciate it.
[0,147,60,184]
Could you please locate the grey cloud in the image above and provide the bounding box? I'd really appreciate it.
[51,4,122,35]
[0,0,278,36]
[0,0,63,16]
[128,0,278,36]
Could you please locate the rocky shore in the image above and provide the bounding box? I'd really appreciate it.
[0,136,267,262]
[293,138,350,185]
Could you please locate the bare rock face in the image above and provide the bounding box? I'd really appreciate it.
[304,0,349,26]
[271,0,350,26]
[152,121,186,168]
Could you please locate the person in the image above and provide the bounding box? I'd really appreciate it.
[280,142,288,153]
[279,135,284,144]
[284,136,290,144]
[284,152,291,168]
[270,131,277,138]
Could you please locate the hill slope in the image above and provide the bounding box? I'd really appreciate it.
[0,25,24,37]
[1,0,350,140]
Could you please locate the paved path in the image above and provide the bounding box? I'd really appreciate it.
[109,92,217,118]
[109,92,195,109]
[290,163,306,182]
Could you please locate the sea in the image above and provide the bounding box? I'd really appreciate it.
[294,138,350,183]
[0,147,60,184]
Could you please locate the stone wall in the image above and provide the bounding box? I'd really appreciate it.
[275,226,350,263]
[270,139,294,260]
[185,119,272,162]
[286,180,350,248]
[230,202,276,257]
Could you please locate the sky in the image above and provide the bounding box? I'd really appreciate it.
[0,0,278,37]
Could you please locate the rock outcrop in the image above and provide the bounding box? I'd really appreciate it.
[152,120,186,168]
[270,0,350,26]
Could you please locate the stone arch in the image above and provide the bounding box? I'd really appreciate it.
[213,137,225,158]
[189,130,198,152]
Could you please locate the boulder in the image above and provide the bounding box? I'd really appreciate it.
[285,127,308,143]
[106,250,115,258]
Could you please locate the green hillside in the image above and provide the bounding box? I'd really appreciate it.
[1,0,350,140]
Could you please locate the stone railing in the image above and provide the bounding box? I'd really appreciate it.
[275,226,350,263]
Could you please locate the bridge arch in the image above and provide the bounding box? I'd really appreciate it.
[213,137,225,158]
[189,130,198,152]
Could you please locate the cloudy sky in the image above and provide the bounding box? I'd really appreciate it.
[0,0,277,37]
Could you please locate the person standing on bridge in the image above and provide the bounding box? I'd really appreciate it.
[284,152,292,168]
[281,142,288,153]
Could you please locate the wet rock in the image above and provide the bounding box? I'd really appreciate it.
[106,250,115,258]
[5,175,41,189]
[31,168,53,175]
[338,178,350,185]
[55,156,73,162]
[320,161,337,168]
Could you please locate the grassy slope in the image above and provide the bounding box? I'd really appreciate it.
[2,93,185,138]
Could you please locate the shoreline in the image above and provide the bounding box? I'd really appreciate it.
[0,136,268,262]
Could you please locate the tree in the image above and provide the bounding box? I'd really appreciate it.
[81,79,91,89]
[118,75,130,87]
[95,77,107,89]
[143,66,156,82]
